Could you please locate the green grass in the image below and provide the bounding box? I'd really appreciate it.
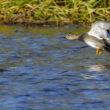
[0,0,110,25]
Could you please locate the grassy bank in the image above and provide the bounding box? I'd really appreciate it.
[0,0,110,25]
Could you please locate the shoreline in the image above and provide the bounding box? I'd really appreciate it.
[0,0,109,26]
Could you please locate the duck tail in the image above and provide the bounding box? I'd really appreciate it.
[103,39,110,53]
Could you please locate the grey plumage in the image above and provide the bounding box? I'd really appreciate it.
[78,33,104,49]
[66,21,110,55]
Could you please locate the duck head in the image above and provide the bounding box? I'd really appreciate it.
[66,34,79,40]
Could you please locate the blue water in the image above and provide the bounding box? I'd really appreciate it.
[0,25,110,110]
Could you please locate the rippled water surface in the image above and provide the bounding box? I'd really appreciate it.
[0,25,110,110]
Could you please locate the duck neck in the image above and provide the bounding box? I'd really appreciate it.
[78,33,87,41]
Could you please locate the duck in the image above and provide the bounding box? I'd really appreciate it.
[66,21,110,56]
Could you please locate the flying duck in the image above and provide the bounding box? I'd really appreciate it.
[66,21,110,56]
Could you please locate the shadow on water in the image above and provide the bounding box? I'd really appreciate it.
[0,25,110,110]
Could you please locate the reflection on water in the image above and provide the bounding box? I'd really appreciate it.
[87,64,105,72]
[81,64,110,79]
[86,64,110,72]
[80,73,96,79]
[0,25,110,110]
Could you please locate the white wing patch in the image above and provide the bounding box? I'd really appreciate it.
[88,21,110,40]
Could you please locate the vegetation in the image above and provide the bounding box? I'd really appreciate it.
[0,0,110,25]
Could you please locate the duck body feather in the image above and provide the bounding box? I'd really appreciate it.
[78,33,104,49]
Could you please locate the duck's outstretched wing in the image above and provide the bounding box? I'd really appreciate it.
[88,21,110,40]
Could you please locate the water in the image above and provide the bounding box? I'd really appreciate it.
[0,25,110,110]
